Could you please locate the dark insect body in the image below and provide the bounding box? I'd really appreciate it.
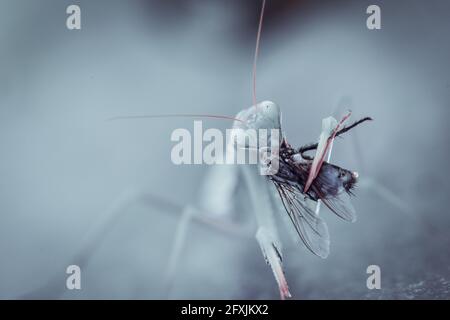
[267,117,371,258]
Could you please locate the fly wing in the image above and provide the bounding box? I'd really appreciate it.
[273,181,330,258]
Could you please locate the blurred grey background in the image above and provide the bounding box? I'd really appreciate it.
[0,0,449,299]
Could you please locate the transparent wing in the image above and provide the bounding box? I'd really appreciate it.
[273,181,330,258]
[320,191,357,223]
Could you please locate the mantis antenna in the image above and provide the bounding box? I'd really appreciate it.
[252,0,267,111]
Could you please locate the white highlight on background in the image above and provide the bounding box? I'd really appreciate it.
[170,121,280,175]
